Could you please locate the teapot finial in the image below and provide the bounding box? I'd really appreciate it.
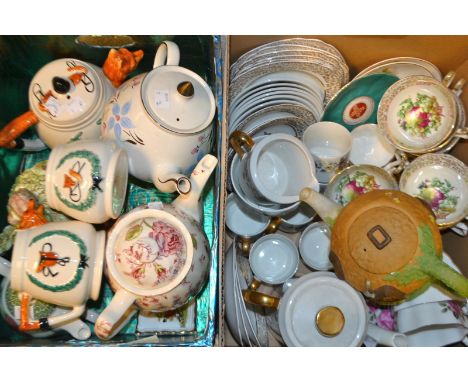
[300,187,342,227]
[173,154,218,223]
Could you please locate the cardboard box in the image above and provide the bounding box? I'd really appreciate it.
[219,35,468,347]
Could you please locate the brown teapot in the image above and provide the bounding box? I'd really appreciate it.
[299,188,468,305]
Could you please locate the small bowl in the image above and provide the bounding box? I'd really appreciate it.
[298,222,333,270]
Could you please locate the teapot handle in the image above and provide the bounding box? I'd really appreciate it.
[18,292,85,331]
[0,110,39,149]
[94,288,137,340]
[153,41,180,68]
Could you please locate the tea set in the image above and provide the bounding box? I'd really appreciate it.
[226,38,468,346]
[0,41,218,340]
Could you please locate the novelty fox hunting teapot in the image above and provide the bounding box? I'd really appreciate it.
[0,48,143,150]
[101,41,216,195]
[299,188,468,305]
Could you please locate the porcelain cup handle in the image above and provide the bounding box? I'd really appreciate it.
[242,289,280,310]
[383,151,408,175]
[229,131,254,158]
[454,127,468,139]
[450,221,468,237]
[153,41,180,68]
[366,323,408,347]
[0,257,11,278]
[442,71,456,88]
[94,289,137,340]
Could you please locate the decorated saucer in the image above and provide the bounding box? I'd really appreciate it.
[325,164,398,206]
[321,73,400,131]
[354,57,442,81]
[399,154,468,228]
[377,76,457,154]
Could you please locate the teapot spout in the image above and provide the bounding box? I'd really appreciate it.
[173,154,218,223]
[152,167,192,195]
[299,188,342,227]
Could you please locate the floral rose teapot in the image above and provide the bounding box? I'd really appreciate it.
[299,188,468,305]
[0,49,143,150]
[94,154,217,340]
[101,41,216,195]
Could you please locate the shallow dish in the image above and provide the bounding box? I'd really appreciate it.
[377,76,457,154]
[399,154,468,228]
[325,164,398,206]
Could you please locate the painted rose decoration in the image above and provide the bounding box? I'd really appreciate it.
[115,218,187,289]
[397,93,443,137]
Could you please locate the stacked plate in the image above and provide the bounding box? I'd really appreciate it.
[228,38,350,136]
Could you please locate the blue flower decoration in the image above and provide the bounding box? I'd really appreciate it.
[107,101,134,141]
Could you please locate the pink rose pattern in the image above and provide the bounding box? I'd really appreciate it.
[116,219,187,289]
[368,305,397,331]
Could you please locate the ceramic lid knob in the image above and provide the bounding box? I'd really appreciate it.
[141,66,215,135]
[315,306,345,337]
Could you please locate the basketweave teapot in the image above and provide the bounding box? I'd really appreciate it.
[0,48,143,150]
[101,41,216,195]
[299,188,468,305]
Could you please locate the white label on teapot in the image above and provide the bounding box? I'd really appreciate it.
[44,97,62,118]
[67,97,85,114]
[154,90,170,109]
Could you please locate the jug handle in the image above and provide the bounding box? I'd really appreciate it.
[153,41,180,68]
[0,110,39,149]
[94,289,137,340]
[18,292,85,331]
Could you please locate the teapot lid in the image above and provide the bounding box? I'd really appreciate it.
[278,272,367,346]
[141,66,215,134]
[28,59,103,127]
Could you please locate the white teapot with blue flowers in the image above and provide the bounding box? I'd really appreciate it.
[101,41,216,195]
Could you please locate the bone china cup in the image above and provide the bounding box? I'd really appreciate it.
[45,139,129,224]
[230,131,319,205]
[302,121,352,182]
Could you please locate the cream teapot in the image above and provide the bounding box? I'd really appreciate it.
[101,41,216,195]
[94,154,218,340]
[0,58,115,150]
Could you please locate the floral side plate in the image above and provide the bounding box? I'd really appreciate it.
[399,154,468,228]
[325,164,398,206]
[377,76,457,154]
[321,73,400,131]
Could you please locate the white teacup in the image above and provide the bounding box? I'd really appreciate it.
[4,221,105,332]
[249,234,299,286]
[405,326,468,347]
[397,300,468,334]
[230,131,319,205]
[225,193,281,252]
[298,222,333,271]
[278,203,316,233]
[302,121,352,183]
[349,123,406,174]
[46,139,129,224]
